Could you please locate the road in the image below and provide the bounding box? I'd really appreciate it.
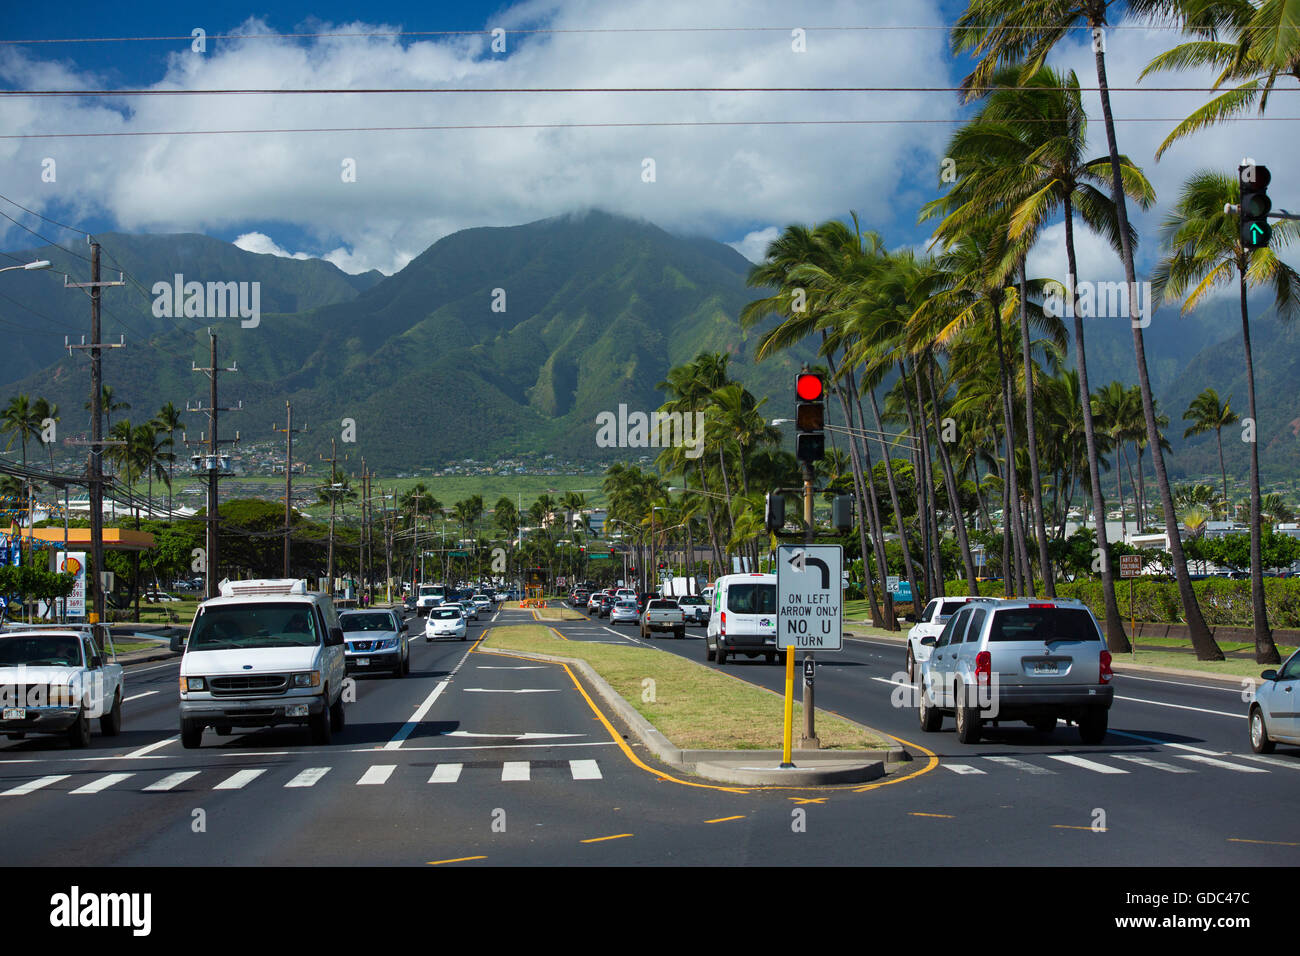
[0,603,1295,866]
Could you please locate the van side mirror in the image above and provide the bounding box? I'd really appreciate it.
[328,627,345,647]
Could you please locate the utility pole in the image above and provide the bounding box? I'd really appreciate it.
[185,330,240,600]
[272,401,307,577]
[64,240,124,623]
[319,439,347,596]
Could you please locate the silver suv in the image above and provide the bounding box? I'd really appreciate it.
[917,597,1114,745]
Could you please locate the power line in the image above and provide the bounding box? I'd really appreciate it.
[4,84,1276,96]
[5,115,1299,141]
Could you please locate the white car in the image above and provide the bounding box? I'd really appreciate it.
[0,626,124,746]
[905,595,1001,681]
[425,606,468,641]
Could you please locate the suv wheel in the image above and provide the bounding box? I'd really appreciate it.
[954,682,981,744]
[905,646,915,682]
[918,682,942,732]
[1078,706,1108,745]
[1250,707,1275,754]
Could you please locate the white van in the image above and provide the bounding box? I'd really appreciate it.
[705,573,782,665]
[178,579,347,748]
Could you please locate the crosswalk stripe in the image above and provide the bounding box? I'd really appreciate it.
[569,759,602,780]
[1046,755,1129,774]
[1178,755,1268,773]
[1110,755,1194,773]
[429,764,462,783]
[70,773,134,794]
[1231,752,1300,771]
[213,769,267,790]
[983,756,1055,775]
[501,761,530,781]
[357,765,396,786]
[143,771,201,791]
[285,767,331,788]
[2,774,69,795]
[943,764,986,775]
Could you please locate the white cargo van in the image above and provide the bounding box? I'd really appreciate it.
[178,579,347,748]
[705,573,783,665]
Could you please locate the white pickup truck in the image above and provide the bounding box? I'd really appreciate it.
[0,625,125,746]
[640,599,686,639]
[415,583,446,616]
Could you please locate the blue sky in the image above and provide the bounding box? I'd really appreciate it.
[0,1,1292,287]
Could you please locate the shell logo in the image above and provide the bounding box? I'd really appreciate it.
[60,556,82,575]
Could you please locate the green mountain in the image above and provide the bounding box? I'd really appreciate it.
[2,212,810,471]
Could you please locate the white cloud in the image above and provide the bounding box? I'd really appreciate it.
[233,232,313,260]
[728,226,779,263]
[0,2,956,274]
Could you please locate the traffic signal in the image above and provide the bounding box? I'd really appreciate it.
[795,371,825,464]
[832,494,853,531]
[1240,162,1272,249]
[765,492,786,532]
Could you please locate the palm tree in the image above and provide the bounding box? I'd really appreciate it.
[153,402,184,517]
[954,0,1222,661]
[32,397,59,470]
[86,384,129,433]
[1182,388,1239,523]
[1152,168,1300,663]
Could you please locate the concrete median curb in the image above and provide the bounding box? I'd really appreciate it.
[476,644,903,786]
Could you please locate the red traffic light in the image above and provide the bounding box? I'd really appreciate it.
[796,373,823,401]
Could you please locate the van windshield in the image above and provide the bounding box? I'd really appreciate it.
[190,603,321,650]
[726,584,776,614]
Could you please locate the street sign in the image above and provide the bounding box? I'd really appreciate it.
[776,544,843,651]
[886,575,900,594]
[1119,554,1142,579]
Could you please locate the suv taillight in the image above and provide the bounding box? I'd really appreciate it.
[1099,650,1112,684]
[975,651,992,686]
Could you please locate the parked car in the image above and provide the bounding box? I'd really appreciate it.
[905,596,1001,681]
[0,626,124,745]
[178,578,347,748]
[916,597,1113,745]
[705,573,781,665]
[339,608,409,678]
[1249,649,1300,753]
[143,591,183,603]
[425,606,468,641]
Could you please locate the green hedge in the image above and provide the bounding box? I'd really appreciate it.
[943,577,1300,629]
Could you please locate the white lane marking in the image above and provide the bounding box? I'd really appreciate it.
[984,756,1055,775]
[1231,752,1300,770]
[357,765,396,786]
[501,761,530,781]
[2,774,69,795]
[1106,729,1229,756]
[70,772,134,794]
[120,736,178,759]
[123,691,158,703]
[1113,672,1251,693]
[1114,694,1245,720]
[429,763,462,783]
[569,759,602,780]
[871,676,910,688]
[285,767,331,788]
[143,771,201,791]
[1046,755,1129,774]
[943,764,986,775]
[517,732,583,740]
[462,688,559,694]
[1177,754,1269,773]
[384,678,451,751]
[1110,755,1195,773]
[213,769,266,790]
[476,666,546,670]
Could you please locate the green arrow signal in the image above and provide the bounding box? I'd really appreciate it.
[1251,223,1265,242]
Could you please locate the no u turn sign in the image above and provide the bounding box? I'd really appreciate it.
[776,544,843,651]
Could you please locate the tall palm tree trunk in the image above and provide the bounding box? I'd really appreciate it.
[990,294,1031,594]
[1215,427,1229,520]
[850,375,898,627]
[926,362,979,592]
[1018,259,1054,595]
[868,389,919,592]
[1091,31,1220,660]
[1239,270,1278,663]
[909,359,945,597]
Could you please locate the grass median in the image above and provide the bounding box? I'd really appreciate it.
[480,624,891,752]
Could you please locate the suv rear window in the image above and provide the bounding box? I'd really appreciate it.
[989,608,1101,643]
[726,584,776,614]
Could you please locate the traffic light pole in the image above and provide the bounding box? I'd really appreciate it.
[800,461,819,750]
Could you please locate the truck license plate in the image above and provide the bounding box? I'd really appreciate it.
[357,657,369,667]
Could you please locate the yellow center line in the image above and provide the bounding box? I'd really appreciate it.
[427,856,487,865]
[790,797,827,804]
[909,812,953,818]
[1053,825,1107,832]
[705,815,746,823]
[1228,837,1300,846]
[581,833,633,843]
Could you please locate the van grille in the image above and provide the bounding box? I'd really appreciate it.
[209,674,288,696]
